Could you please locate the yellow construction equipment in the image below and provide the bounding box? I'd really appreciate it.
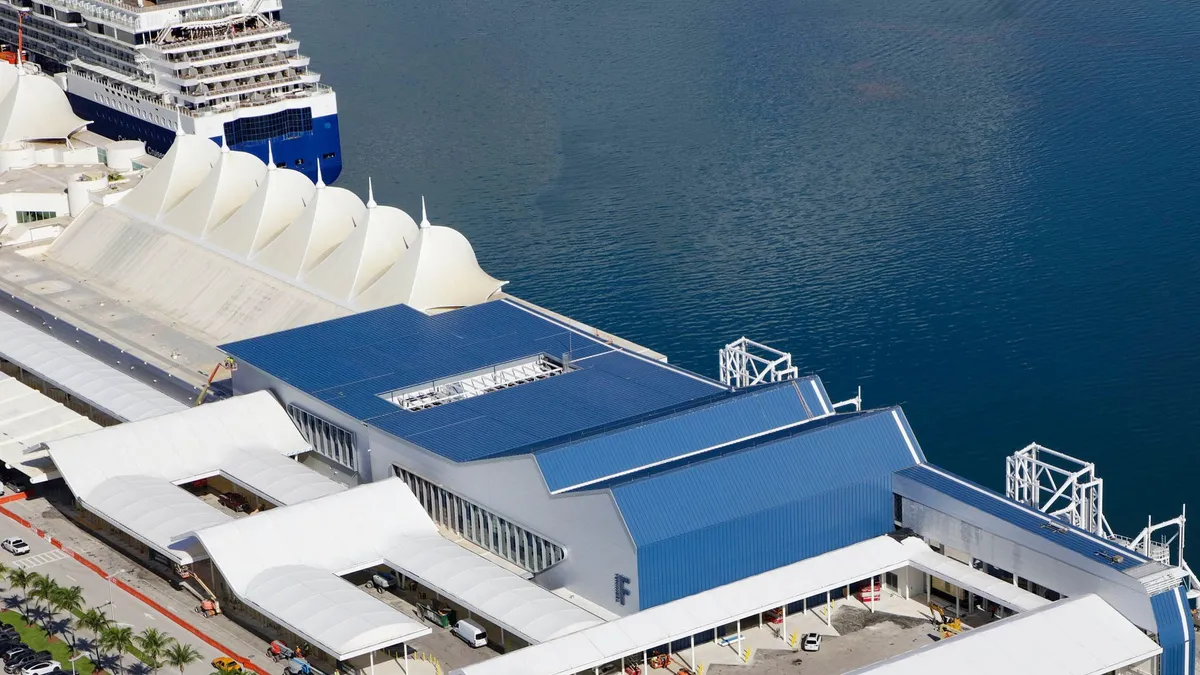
[928,602,947,625]
[938,617,963,638]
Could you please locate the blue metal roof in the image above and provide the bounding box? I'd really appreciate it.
[609,406,924,607]
[535,378,832,493]
[220,300,727,462]
[893,464,1152,571]
[1151,585,1195,675]
[613,407,925,547]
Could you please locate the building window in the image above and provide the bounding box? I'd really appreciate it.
[392,465,565,574]
[285,403,357,471]
[16,211,56,223]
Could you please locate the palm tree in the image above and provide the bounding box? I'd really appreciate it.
[0,561,10,589]
[50,585,84,640]
[30,575,61,628]
[6,568,35,618]
[134,628,173,672]
[162,644,201,675]
[76,607,110,637]
[100,625,135,675]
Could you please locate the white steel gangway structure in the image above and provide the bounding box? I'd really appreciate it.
[1006,442,1200,599]
[717,337,862,410]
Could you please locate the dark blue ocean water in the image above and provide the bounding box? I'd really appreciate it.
[294,0,1199,541]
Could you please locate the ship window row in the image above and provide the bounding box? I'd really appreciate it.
[224,106,311,145]
[16,211,56,223]
[393,466,566,574]
[93,93,175,129]
[286,404,357,471]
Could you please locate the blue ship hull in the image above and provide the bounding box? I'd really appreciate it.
[66,93,343,185]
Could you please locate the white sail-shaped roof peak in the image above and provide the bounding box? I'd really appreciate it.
[208,166,315,258]
[118,134,221,220]
[0,64,89,146]
[353,222,505,312]
[253,184,365,278]
[161,149,267,239]
[305,204,418,301]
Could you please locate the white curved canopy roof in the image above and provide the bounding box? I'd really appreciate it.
[0,64,88,145]
[254,184,365,277]
[194,479,601,657]
[242,565,428,659]
[355,224,505,312]
[161,145,267,238]
[305,203,418,301]
[87,475,232,563]
[46,391,345,564]
[208,165,315,257]
[119,134,221,220]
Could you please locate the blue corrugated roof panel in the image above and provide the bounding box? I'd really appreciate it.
[609,407,924,608]
[221,299,727,462]
[893,464,1151,571]
[1151,586,1195,675]
[536,378,831,493]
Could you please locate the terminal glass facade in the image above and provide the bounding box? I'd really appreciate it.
[285,403,357,470]
[393,465,565,574]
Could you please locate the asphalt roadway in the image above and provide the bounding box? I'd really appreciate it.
[0,513,228,675]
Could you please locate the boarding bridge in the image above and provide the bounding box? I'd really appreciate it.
[1006,443,1200,598]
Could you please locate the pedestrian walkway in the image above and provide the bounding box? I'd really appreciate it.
[11,550,68,570]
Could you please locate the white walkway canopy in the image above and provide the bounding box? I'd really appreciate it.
[845,594,1160,675]
[0,373,99,483]
[451,535,913,675]
[47,392,344,564]
[0,310,187,422]
[194,479,602,660]
[901,537,1052,612]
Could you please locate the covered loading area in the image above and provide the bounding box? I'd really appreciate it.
[450,533,1057,675]
[46,391,346,571]
[193,478,604,672]
[845,593,1161,675]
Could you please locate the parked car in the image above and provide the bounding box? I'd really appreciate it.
[3,647,31,663]
[0,641,20,655]
[801,633,822,652]
[7,652,48,669]
[22,660,60,675]
[1,538,29,555]
[6,653,48,674]
[211,657,241,674]
[217,493,250,513]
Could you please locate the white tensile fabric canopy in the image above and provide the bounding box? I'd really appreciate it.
[0,310,187,424]
[0,63,88,145]
[0,373,100,483]
[194,479,602,660]
[844,594,1160,675]
[46,391,343,564]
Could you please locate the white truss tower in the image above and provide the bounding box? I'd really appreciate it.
[718,337,798,389]
[1006,443,1199,594]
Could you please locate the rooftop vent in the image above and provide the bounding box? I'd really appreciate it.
[381,354,568,412]
[1040,521,1069,535]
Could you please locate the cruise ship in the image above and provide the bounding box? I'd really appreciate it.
[0,0,340,183]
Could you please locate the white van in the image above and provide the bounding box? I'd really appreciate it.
[452,619,488,648]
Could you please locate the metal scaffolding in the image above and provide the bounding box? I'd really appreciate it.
[718,337,798,389]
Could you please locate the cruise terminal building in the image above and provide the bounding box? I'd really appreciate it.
[206,297,1196,675]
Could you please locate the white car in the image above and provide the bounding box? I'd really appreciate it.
[1,538,29,555]
[801,633,822,652]
[22,661,60,675]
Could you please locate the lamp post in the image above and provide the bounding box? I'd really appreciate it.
[106,570,128,622]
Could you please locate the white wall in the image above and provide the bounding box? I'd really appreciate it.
[231,365,641,616]
[0,191,68,228]
[899,496,1156,630]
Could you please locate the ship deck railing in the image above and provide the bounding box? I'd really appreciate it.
[148,23,290,51]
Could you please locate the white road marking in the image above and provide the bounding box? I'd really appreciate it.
[11,550,67,570]
[143,613,155,621]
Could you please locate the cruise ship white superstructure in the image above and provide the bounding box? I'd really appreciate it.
[0,0,341,182]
